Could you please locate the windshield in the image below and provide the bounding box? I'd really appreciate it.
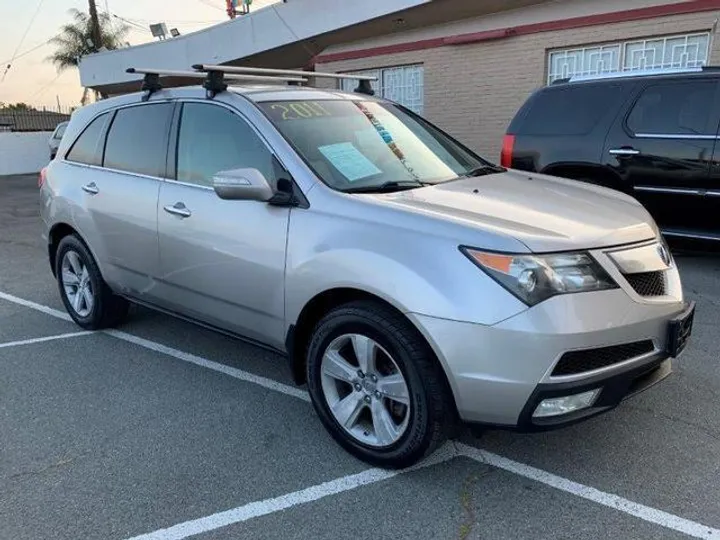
[258,100,491,192]
[54,123,67,140]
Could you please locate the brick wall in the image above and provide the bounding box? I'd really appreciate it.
[316,11,720,161]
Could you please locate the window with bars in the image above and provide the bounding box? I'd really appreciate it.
[339,65,425,114]
[547,32,711,84]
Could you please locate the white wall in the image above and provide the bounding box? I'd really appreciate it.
[78,0,430,89]
[0,132,51,175]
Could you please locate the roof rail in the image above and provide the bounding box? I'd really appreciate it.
[126,68,308,100]
[566,66,707,83]
[193,64,378,96]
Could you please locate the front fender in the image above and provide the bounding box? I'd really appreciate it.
[285,211,528,328]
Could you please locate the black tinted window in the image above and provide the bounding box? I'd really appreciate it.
[516,85,623,136]
[627,81,716,135]
[104,104,172,176]
[66,113,110,165]
[176,103,274,187]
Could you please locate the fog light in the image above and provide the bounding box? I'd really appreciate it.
[533,389,601,418]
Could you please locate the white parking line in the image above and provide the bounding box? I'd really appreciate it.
[0,291,308,402]
[1,289,719,539]
[0,331,93,350]
[104,330,310,402]
[125,444,460,540]
[0,291,72,321]
[458,444,720,540]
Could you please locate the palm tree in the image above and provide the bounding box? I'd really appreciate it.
[47,8,129,104]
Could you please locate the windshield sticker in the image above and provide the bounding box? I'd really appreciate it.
[318,142,382,182]
[354,102,420,181]
[268,101,332,121]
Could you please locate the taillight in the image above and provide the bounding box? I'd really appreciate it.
[500,134,515,168]
[38,167,47,188]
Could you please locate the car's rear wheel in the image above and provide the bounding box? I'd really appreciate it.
[55,234,129,330]
[306,301,455,469]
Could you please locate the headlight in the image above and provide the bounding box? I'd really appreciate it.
[461,248,618,306]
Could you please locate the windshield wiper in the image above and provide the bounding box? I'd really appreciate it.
[344,181,427,194]
[464,165,506,177]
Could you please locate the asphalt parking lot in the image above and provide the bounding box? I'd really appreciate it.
[1,173,720,540]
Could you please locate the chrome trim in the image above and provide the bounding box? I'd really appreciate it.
[662,230,720,241]
[634,133,717,140]
[64,161,167,182]
[569,67,703,82]
[165,178,215,192]
[609,148,640,156]
[547,349,662,383]
[606,242,671,274]
[634,186,702,196]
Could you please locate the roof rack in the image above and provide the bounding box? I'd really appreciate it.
[126,67,308,100]
[193,64,378,96]
[560,66,715,84]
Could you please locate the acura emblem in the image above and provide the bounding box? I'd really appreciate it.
[657,244,671,267]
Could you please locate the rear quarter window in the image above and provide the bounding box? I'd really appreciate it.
[65,113,111,166]
[511,84,624,136]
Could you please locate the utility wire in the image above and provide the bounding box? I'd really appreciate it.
[112,14,150,33]
[197,0,225,12]
[0,38,53,69]
[3,0,48,81]
[31,71,64,99]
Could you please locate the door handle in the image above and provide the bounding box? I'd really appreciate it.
[609,148,640,156]
[163,202,192,218]
[81,182,99,195]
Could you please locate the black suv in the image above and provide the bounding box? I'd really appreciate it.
[503,68,720,242]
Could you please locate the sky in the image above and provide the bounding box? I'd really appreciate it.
[0,0,276,109]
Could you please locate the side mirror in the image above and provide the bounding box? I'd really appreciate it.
[212,168,274,202]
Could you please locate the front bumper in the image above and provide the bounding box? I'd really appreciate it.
[409,287,690,429]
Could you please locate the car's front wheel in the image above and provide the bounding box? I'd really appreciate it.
[306,301,455,469]
[55,234,129,330]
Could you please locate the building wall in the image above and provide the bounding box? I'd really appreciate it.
[0,132,52,175]
[316,7,720,160]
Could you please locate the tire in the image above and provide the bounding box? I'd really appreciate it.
[306,301,455,469]
[55,234,129,330]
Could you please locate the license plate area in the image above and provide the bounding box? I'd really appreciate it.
[667,302,695,358]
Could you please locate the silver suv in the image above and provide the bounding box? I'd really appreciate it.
[40,80,694,468]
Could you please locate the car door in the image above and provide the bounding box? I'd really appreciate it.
[64,103,172,297]
[603,78,720,234]
[155,100,290,348]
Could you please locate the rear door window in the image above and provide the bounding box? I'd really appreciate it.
[104,103,173,177]
[514,85,623,136]
[626,81,717,136]
[65,113,111,165]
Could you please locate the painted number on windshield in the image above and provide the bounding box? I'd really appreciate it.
[269,102,332,121]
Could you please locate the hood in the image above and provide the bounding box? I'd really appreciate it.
[372,170,657,252]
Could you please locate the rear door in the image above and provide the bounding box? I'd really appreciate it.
[85,102,173,296]
[603,78,720,233]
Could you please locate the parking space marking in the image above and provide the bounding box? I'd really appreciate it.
[0,291,71,321]
[0,291,308,402]
[458,444,720,540]
[104,330,310,402]
[124,444,460,540]
[2,289,719,539]
[0,331,93,350]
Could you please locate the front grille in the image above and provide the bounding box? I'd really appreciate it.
[552,340,655,376]
[625,271,667,297]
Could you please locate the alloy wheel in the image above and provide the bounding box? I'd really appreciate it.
[320,333,411,448]
[61,250,94,318]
